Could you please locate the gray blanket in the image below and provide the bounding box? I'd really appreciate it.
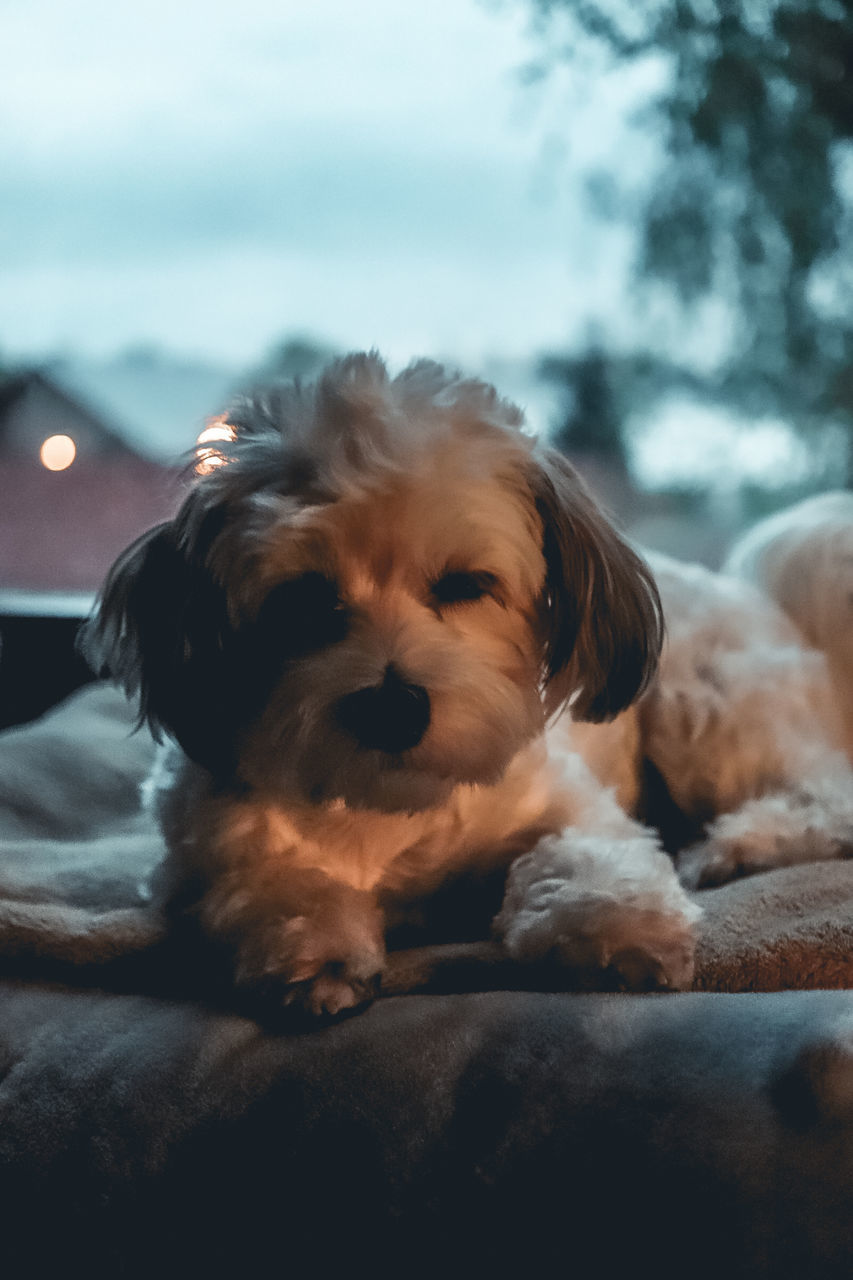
[3,686,853,1279]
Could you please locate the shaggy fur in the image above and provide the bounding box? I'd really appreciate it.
[81,353,853,1017]
[644,552,853,890]
[83,353,700,1015]
[725,490,853,761]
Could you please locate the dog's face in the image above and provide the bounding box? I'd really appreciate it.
[84,354,661,812]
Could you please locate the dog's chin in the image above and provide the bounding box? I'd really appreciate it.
[297,743,521,816]
[308,767,456,815]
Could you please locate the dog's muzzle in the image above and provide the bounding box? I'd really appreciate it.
[335,665,431,754]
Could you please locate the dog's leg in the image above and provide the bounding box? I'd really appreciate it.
[153,753,387,1018]
[644,556,853,890]
[642,646,853,890]
[493,781,700,991]
[196,865,386,1018]
[677,767,853,889]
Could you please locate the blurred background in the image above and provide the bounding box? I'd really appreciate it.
[2,0,852,591]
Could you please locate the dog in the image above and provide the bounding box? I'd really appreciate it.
[82,352,702,1016]
[82,353,853,1017]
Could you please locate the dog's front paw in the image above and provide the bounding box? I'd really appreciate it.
[234,913,385,1020]
[496,835,701,992]
[605,930,696,992]
[200,872,386,1020]
[282,962,383,1019]
[503,892,697,991]
[282,915,385,1017]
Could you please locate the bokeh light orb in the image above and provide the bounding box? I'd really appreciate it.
[195,416,236,474]
[39,434,77,471]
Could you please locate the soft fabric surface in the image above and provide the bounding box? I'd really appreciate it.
[1,682,852,994]
[0,982,853,1280]
[3,686,853,1280]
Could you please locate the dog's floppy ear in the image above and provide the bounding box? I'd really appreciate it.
[529,447,663,722]
[79,515,238,774]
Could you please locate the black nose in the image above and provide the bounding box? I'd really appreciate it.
[335,666,430,753]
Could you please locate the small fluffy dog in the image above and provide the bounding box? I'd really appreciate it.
[83,354,853,1015]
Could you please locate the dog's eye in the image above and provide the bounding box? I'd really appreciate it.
[431,570,497,606]
[256,572,348,657]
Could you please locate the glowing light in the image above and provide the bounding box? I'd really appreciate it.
[195,415,236,475]
[196,450,226,475]
[40,434,77,471]
[197,419,237,446]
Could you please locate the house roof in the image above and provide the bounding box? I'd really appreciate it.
[0,353,241,464]
[0,367,141,456]
[49,352,240,462]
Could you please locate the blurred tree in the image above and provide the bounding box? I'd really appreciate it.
[521,0,853,471]
[540,343,629,470]
[243,335,337,389]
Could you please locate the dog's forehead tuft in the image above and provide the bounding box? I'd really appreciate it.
[186,353,543,599]
[217,352,533,492]
[307,354,532,486]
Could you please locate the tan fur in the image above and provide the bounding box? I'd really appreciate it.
[85,358,853,1016]
[725,491,853,760]
[646,551,853,889]
[83,354,706,1017]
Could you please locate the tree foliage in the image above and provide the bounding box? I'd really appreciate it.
[540,344,629,468]
[242,336,337,391]
[524,0,853,442]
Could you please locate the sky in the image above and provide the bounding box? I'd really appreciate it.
[2,0,818,492]
[1,0,658,372]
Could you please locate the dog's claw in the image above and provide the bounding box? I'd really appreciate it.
[282,968,381,1019]
[609,940,695,992]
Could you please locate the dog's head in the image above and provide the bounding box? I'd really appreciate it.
[82,353,662,811]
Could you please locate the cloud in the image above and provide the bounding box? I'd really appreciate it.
[2,131,562,267]
[0,0,642,363]
[0,239,581,368]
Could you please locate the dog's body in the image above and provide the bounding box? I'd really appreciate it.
[84,355,853,1016]
[644,552,853,889]
[725,490,853,760]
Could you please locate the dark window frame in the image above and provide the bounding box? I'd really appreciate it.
[0,590,96,730]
